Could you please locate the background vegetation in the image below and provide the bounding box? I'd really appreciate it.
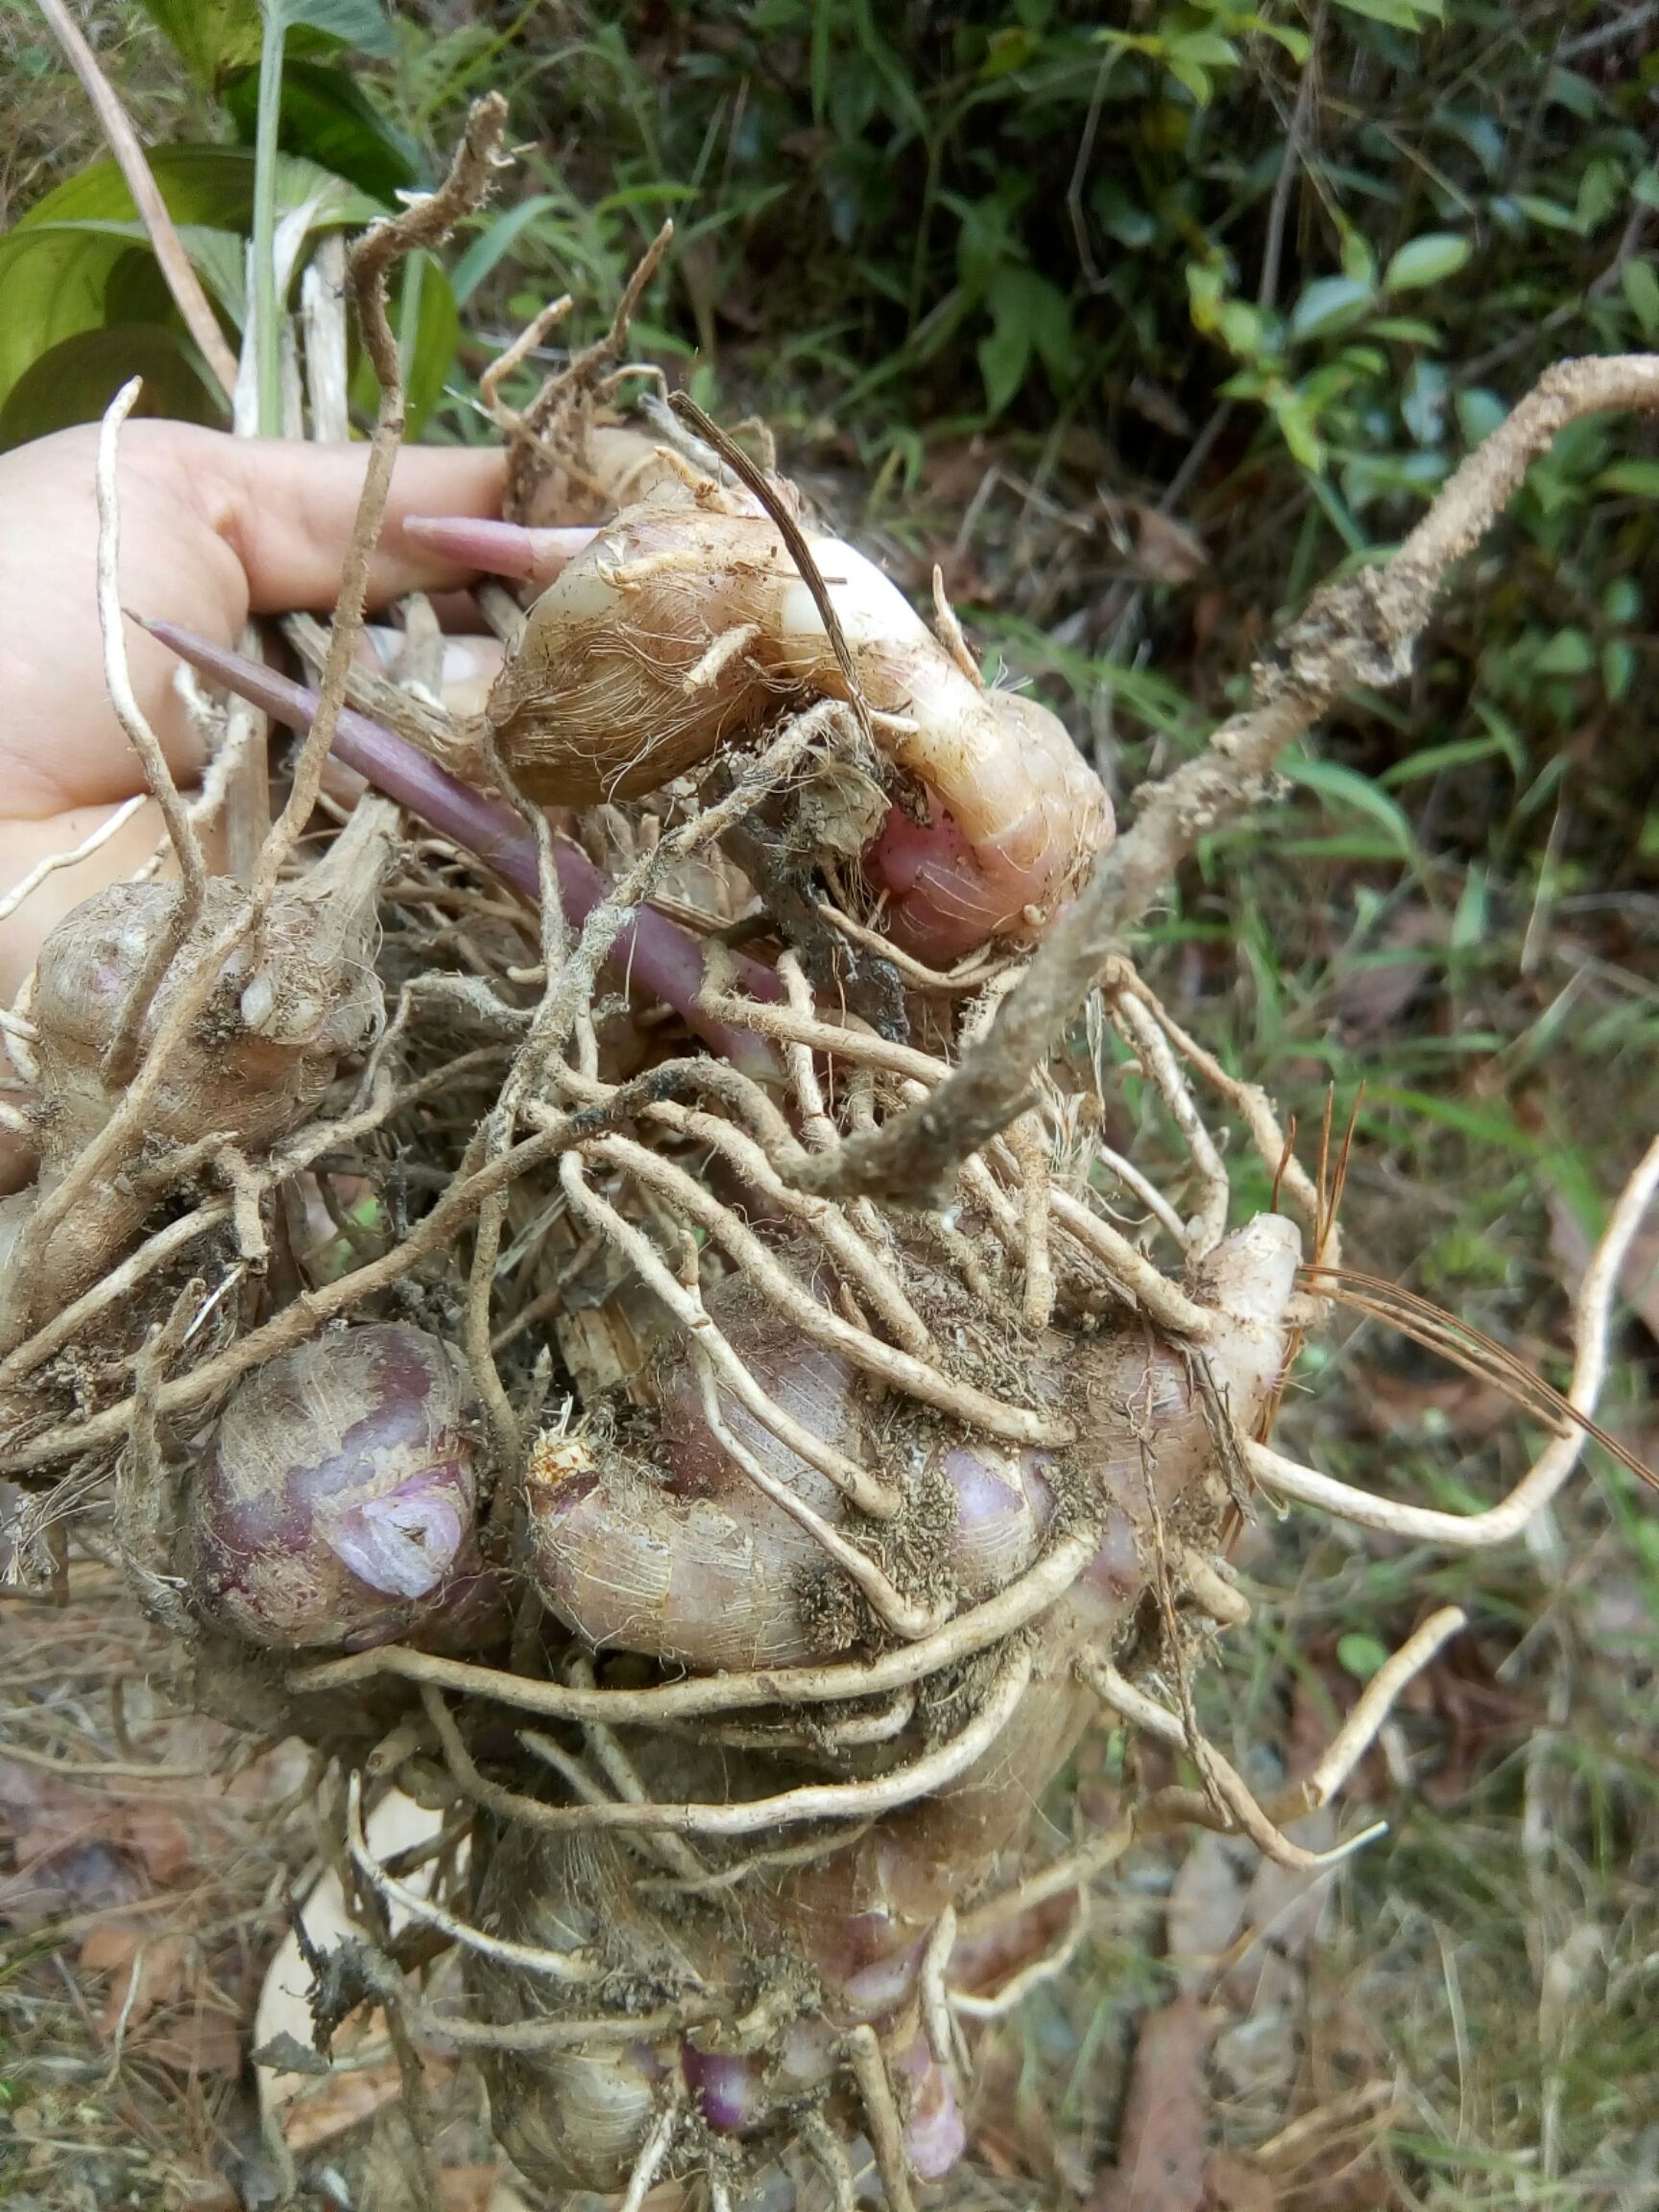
[0,3,1655,2205]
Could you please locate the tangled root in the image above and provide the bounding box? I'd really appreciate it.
[2,95,1657,2209]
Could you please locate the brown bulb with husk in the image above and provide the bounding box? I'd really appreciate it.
[0,797,398,1352]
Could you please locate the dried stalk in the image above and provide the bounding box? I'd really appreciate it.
[35,0,239,397]
[800,354,1659,1204]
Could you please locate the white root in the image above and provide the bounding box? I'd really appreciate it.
[1290,1606,1466,1811]
[950,1890,1092,2022]
[1246,1133,1659,1547]
[1080,1653,1388,1872]
[1109,986,1230,1256]
[585,1130,1072,1448]
[559,1149,904,1520]
[290,1529,1101,1720]
[618,2091,684,2212]
[0,795,149,926]
[693,1351,949,1644]
[96,381,208,908]
[427,1643,1034,1838]
[804,2111,859,2212]
[345,1773,601,1984]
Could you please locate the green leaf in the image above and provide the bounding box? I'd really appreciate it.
[221,60,421,200]
[349,251,458,436]
[0,148,381,417]
[1383,232,1470,291]
[1455,387,1507,445]
[138,0,390,82]
[17,144,382,239]
[1602,640,1636,702]
[0,227,137,420]
[1331,0,1436,25]
[1533,627,1594,677]
[1597,458,1659,497]
[977,316,1030,417]
[0,325,224,450]
[1262,22,1311,62]
[1513,193,1583,234]
[1283,756,1419,859]
[450,194,559,306]
[136,0,262,85]
[1166,30,1239,66]
[1622,257,1659,339]
[1336,1632,1389,1683]
[268,0,393,53]
[1288,274,1374,342]
[1603,576,1643,627]
[1380,731,1516,786]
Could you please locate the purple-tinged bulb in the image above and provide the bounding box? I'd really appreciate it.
[186,1324,482,1650]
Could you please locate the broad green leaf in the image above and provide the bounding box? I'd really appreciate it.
[0,325,224,450]
[977,317,1030,416]
[138,0,391,82]
[1166,30,1239,66]
[136,0,262,84]
[12,217,248,325]
[221,60,421,200]
[269,0,393,54]
[0,227,136,418]
[1283,756,1419,859]
[1383,232,1470,291]
[0,149,381,415]
[1288,274,1374,342]
[17,146,383,241]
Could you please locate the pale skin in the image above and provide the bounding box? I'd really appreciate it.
[0,420,517,1185]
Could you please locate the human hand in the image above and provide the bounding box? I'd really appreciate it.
[0,419,515,1005]
[0,420,524,1188]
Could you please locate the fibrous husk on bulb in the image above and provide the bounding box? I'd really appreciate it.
[0,797,398,1350]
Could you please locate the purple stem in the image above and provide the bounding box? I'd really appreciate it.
[141,618,777,1075]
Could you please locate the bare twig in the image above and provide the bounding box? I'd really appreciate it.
[1082,1651,1387,1871]
[845,2025,918,2212]
[795,355,1659,1205]
[35,0,239,397]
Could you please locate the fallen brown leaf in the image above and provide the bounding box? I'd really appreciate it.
[1548,1185,1659,1344]
[1202,2148,1277,2211]
[1089,1992,1214,2212]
